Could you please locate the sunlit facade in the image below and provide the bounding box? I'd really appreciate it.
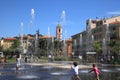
[0,38,17,50]
[72,16,120,59]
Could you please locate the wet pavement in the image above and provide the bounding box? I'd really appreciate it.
[0,62,120,80]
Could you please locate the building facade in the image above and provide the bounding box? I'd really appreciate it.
[66,38,72,57]
[0,22,72,57]
[0,38,17,50]
[72,16,120,60]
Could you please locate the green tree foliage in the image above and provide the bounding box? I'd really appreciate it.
[93,41,101,52]
[108,40,120,64]
[54,40,63,56]
[93,41,102,62]
[108,40,120,56]
[10,40,20,52]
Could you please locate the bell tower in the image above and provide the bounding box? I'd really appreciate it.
[56,22,62,41]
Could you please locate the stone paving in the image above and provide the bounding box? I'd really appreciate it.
[0,62,119,80]
[27,61,92,69]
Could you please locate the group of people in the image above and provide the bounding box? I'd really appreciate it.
[15,55,101,80]
[1,54,100,80]
[15,54,100,80]
[71,62,101,80]
[0,54,24,71]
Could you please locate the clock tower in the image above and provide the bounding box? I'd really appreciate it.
[56,22,62,41]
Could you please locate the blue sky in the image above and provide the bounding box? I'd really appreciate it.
[0,0,120,39]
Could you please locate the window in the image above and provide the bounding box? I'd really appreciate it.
[59,28,61,32]
[100,27,102,32]
[104,20,106,23]
[112,26,116,30]
[110,32,117,39]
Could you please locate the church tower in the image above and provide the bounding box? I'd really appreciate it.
[56,22,62,41]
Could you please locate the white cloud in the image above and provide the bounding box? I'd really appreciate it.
[107,11,120,15]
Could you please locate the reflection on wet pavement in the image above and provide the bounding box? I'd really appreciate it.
[0,63,119,80]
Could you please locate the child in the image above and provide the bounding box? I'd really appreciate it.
[71,62,80,80]
[16,54,21,71]
[89,64,100,80]
[1,57,5,67]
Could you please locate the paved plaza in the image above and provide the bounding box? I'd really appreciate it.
[27,61,92,69]
[0,61,120,80]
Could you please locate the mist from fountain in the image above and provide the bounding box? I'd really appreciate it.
[63,30,67,57]
[102,38,107,59]
[92,35,94,43]
[79,34,83,60]
[106,23,110,41]
[86,19,93,51]
[80,34,82,49]
[102,23,110,61]
[20,22,23,54]
[73,39,76,54]
[35,32,38,54]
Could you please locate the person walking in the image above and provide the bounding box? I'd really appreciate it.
[88,64,101,80]
[71,62,80,80]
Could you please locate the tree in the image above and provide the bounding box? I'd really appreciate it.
[93,41,102,62]
[38,39,47,56]
[93,41,101,52]
[109,40,120,54]
[54,40,63,56]
[10,40,20,53]
[108,40,120,64]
